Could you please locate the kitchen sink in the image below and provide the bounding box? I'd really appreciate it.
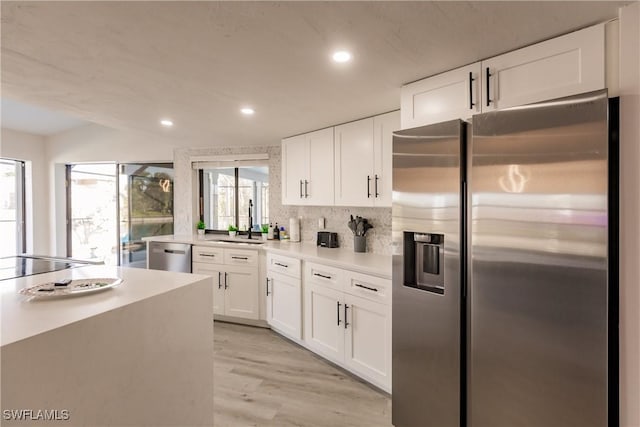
[217,239,265,245]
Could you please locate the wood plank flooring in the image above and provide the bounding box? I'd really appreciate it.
[214,321,392,427]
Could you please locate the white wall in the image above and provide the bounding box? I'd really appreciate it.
[619,3,640,426]
[0,128,50,255]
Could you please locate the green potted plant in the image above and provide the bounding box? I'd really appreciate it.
[196,220,206,238]
[261,224,269,241]
[228,224,238,237]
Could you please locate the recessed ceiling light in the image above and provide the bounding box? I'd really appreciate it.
[332,50,352,63]
[241,107,255,116]
[160,119,173,127]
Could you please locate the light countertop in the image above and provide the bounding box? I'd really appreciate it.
[1,265,211,346]
[144,234,392,279]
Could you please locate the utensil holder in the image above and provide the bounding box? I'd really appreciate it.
[354,236,366,253]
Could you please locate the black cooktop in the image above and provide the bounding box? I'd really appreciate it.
[0,255,90,281]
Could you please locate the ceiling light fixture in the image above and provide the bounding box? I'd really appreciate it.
[332,50,352,63]
[241,107,255,116]
[160,119,173,127]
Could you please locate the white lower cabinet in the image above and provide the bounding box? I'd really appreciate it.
[303,262,392,392]
[305,282,345,361]
[266,253,302,341]
[193,246,259,321]
[343,294,391,389]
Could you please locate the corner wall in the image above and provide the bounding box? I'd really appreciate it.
[619,3,640,426]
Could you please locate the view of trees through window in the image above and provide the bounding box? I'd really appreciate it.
[202,166,269,231]
[68,163,174,266]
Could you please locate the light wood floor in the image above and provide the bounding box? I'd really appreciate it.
[214,321,393,427]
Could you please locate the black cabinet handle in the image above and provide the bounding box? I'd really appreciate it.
[355,283,378,292]
[469,71,475,110]
[344,304,349,329]
[266,278,270,296]
[485,67,492,107]
[367,175,371,198]
[374,174,379,198]
[218,272,222,289]
[300,180,304,198]
[201,253,216,258]
[313,272,332,280]
[274,262,288,268]
[231,256,248,260]
[224,272,228,289]
[304,180,309,198]
[337,301,341,326]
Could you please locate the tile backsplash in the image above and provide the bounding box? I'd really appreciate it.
[173,145,392,255]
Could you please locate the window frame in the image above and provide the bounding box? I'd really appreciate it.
[198,166,269,233]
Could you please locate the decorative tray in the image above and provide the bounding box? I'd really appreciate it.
[19,277,123,299]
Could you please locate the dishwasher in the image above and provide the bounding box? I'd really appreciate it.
[148,241,192,273]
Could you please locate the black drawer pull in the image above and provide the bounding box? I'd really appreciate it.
[201,253,216,258]
[355,283,378,292]
[314,272,332,280]
[274,262,288,268]
[231,256,249,260]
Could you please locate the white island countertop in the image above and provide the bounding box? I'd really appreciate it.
[144,234,392,279]
[1,265,210,346]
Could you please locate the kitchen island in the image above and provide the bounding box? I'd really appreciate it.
[1,266,214,426]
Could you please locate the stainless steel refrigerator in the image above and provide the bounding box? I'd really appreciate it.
[392,89,617,427]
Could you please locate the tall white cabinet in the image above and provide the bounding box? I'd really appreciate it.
[281,110,399,208]
[334,111,399,207]
[401,23,606,129]
[281,127,334,206]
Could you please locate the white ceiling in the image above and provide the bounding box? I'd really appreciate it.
[1,97,88,136]
[0,1,628,146]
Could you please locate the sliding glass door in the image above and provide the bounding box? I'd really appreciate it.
[0,158,25,256]
[119,163,174,268]
[67,164,118,264]
[67,162,174,267]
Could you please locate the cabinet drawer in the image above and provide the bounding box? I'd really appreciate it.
[344,271,390,305]
[266,253,301,279]
[304,262,343,293]
[224,248,259,267]
[192,246,224,265]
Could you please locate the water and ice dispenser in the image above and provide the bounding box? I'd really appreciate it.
[403,232,444,294]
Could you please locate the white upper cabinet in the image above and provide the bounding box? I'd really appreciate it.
[373,110,400,207]
[401,23,606,129]
[401,62,481,129]
[482,23,605,111]
[334,111,399,207]
[281,128,334,206]
[335,118,375,207]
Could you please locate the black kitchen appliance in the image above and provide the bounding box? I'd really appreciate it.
[316,231,339,248]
